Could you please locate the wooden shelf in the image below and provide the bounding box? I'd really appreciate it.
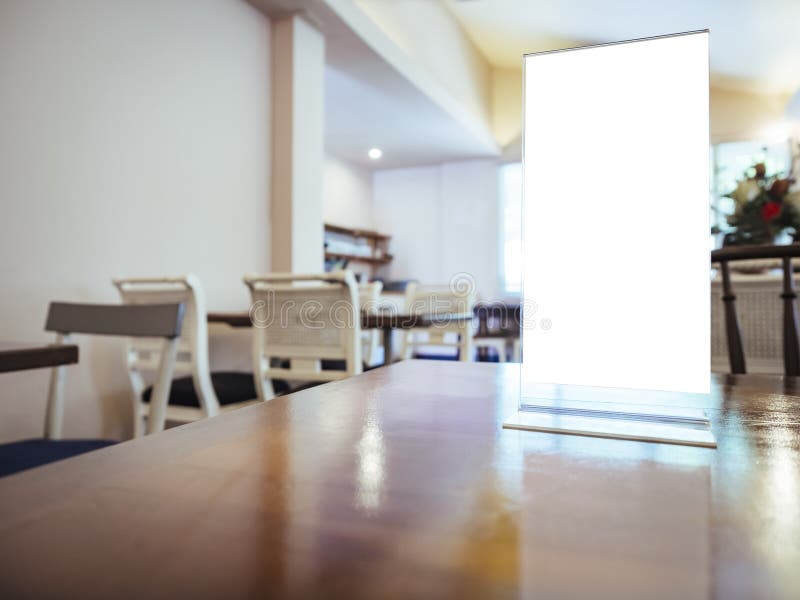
[325,251,392,265]
[324,223,391,241]
[324,223,393,274]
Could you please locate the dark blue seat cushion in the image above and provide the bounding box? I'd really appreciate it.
[413,352,459,361]
[0,439,116,478]
[413,350,501,362]
[142,371,289,407]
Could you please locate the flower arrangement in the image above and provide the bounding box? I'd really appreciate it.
[720,163,800,245]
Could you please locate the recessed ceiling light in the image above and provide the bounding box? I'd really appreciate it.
[368,148,383,160]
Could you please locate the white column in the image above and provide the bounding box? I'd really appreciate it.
[271,14,325,273]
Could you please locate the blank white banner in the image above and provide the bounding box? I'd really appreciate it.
[522,32,709,396]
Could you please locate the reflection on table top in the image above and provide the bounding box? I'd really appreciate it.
[0,361,797,599]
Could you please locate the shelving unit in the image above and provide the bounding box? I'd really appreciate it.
[324,223,392,276]
[324,251,392,265]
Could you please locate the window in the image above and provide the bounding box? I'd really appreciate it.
[499,162,522,295]
[710,138,792,245]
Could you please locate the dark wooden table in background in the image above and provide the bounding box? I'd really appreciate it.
[0,341,78,374]
[0,361,797,599]
[208,311,475,366]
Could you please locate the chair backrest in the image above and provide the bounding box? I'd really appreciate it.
[474,302,521,337]
[402,283,476,359]
[45,302,184,338]
[358,281,384,366]
[244,271,362,400]
[112,274,220,422]
[404,283,475,316]
[711,244,800,375]
[43,301,184,439]
[358,281,384,312]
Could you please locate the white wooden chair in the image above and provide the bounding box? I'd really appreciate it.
[244,271,362,400]
[358,281,384,367]
[401,283,475,362]
[0,302,183,477]
[113,274,260,436]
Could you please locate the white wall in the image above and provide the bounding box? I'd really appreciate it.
[440,161,500,300]
[710,85,793,143]
[374,166,443,284]
[0,0,272,442]
[373,159,500,299]
[323,155,374,229]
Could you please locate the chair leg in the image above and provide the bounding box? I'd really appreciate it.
[193,370,220,418]
[132,401,146,439]
[45,365,67,440]
[127,368,147,438]
[781,256,800,375]
[44,333,69,440]
[147,338,179,435]
[460,329,474,362]
[512,338,521,363]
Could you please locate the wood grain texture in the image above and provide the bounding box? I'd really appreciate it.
[0,342,78,374]
[0,361,797,599]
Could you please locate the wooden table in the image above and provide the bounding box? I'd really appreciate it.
[0,341,78,374]
[208,311,475,366]
[0,361,797,599]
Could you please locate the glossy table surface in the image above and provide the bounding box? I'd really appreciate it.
[0,361,798,599]
[0,341,78,373]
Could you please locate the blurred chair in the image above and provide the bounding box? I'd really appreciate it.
[474,303,507,362]
[114,274,263,436]
[512,337,522,363]
[711,245,800,375]
[359,281,384,367]
[0,301,183,477]
[474,302,521,362]
[244,271,362,400]
[401,283,475,361]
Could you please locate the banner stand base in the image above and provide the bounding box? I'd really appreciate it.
[503,406,716,448]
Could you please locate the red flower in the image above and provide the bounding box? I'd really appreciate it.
[762,201,782,222]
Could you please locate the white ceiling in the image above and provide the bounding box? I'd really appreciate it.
[245,0,800,169]
[249,0,500,169]
[446,0,800,93]
[324,65,498,168]
[322,2,499,168]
